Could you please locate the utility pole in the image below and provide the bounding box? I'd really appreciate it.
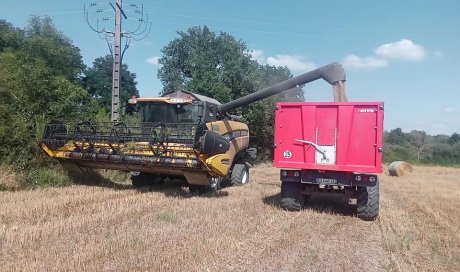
[84,1,151,122]
[111,0,123,121]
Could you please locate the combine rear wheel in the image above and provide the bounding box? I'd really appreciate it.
[131,172,163,188]
[356,179,380,221]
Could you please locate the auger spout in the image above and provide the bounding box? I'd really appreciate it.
[218,62,347,114]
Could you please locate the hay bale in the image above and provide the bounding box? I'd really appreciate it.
[388,161,413,176]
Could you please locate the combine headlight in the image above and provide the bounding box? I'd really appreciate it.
[293,171,300,177]
[369,176,376,182]
[281,171,288,177]
[354,175,362,181]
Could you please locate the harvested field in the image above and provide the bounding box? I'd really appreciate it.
[0,165,459,271]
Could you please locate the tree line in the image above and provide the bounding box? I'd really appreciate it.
[384,128,460,166]
[0,16,138,171]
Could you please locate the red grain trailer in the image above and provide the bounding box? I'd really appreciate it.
[274,102,384,220]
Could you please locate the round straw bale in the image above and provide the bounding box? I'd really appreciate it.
[388,161,413,176]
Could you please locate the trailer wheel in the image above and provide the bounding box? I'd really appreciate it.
[356,179,380,221]
[131,172,163,188]
[229,163,249,186]
[280,181,302,211]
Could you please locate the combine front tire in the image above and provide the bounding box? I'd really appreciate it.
[280,181,302,211]
[356,179,380,221]
[229,163,249,186]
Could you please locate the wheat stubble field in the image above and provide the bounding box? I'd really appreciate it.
[0,165,459,271]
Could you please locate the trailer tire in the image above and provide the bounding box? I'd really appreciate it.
[356,179,380,221]
[229,163,249,186]
[280,181,302,211]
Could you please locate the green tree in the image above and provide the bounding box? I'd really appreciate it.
[0,20,23,52]
[383,143,415,163]
[387,128,407,145]
[408,130,432,161]
[83,55,139,115]
[23,16,85,82]
[449,132,460,145]
[158,26,258,102]
[429,143,459,165]
[0,16,87,167]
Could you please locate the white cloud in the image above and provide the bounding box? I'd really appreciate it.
[266,55,316,73]
[343,39,430,70]
[444,107,457,113]
[375,39,426,61]
[146,56,161,67]
[342,54,388,69]
[248,49,316,73]
[248,49,265,62]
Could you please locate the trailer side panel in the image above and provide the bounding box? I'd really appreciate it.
[274,102,384,173]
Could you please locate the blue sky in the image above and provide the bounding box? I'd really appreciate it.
[2,0,459,135]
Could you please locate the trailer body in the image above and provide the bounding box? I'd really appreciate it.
[274,102,384,220]
[274,102,384,172]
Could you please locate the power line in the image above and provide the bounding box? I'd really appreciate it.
[84,0,151,122]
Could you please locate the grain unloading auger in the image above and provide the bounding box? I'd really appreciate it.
[39,62,346,192]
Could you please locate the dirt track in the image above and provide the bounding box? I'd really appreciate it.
[1,165,459,271]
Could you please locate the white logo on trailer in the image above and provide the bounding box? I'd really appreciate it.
[358,109,375,113]
[283,150,292,158]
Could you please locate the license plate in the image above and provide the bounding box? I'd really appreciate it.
[315,178,338,185]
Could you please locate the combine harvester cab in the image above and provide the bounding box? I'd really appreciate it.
[274,102,384,220]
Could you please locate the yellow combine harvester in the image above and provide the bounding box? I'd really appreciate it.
[39,62,346,193]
